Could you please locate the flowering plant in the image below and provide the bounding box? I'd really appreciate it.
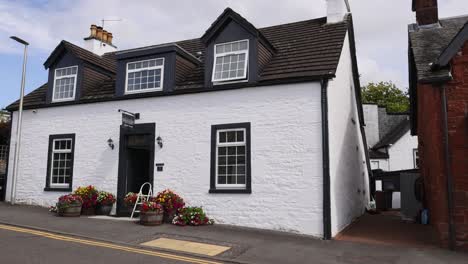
[172,207,214,226]
[154,189,185,213]
[73,185,98,209]
[124,192,138,207]
[97,191,116,206]
[140,201,163,213]
[56,194,83,210]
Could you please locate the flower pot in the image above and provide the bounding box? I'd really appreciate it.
[58,204,82,217]
[96,204,113,215]
[163,210,177,224]
[81,206,95,215]
[140,211,164,226]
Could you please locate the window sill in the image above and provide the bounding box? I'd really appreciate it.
[44,187,72,192]
[209,189,251,194]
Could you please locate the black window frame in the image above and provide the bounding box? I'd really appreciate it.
[44,133,76,192]
[209,122,251,194]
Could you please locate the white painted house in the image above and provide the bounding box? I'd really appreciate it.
[3,1,370,238]
[363,104,419,171]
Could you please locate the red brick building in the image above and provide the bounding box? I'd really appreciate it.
[409,0,468,250]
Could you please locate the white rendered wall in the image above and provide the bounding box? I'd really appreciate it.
[370,159,389,171]
[83,39,117,56]
[388,130,418,171]
[327,32,370,237]
[363,104,379,147]
[6,82,324,236]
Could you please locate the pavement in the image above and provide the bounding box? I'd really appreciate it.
[0,203,466,264]
[336,211,440,248]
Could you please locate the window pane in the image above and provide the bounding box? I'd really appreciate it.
[239,41,248,50]
[218,176,226,184]
[227,131,236,142]
[227,176,236,184]
[236,131,244,141]
[218,166,226,175]
[237,146,245,155]
[237,165,245,175]
[218,147,227,156]
[227,156,236,164]
[219,132,227,143]
[227,147,236,155]
[216,45,224,54]
[218,156,226,165]
[227,166,236,174]
[237,176,246,184]
[237,155,245,164]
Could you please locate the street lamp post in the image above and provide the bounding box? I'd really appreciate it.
[9,36,29,205]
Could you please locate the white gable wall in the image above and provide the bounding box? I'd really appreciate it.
[387,130,418,171]
[362,104,379,147]
[5,82,325,236]
[327,32,370,237]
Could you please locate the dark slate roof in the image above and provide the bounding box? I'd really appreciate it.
[44,41,116,73]
[373,119,411,149]
[369,149,389,159]
[409,15,468,82]
[7,12,350,110]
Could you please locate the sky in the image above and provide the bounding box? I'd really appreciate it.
[1,0,468,109]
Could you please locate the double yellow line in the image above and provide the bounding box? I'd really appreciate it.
[0,224,222,264]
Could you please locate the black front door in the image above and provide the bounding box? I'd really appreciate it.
[116,123,155,216]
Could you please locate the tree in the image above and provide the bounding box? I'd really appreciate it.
[361,81,410,113]
[0,111,10,145]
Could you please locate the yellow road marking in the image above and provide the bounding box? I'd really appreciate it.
[0,224,222,264]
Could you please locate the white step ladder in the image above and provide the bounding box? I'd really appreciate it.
[130,182,153,219]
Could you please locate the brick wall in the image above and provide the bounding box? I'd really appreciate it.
[445,41,468,250]
[417,41,468,250]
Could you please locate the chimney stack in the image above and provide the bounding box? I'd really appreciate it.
[327,0,350,24]
[412,0,439,26]
[83,24,117,55]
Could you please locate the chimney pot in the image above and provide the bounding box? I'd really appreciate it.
[107,32,113,44]
[90,24,97,38]
[96,26,103,41]
[413,0,439,26]
[102,30,108,43]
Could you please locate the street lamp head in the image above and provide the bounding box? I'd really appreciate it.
[10,36,29,46]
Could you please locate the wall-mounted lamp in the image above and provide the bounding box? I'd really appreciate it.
[107,138,114,150]
[156,136,163,148]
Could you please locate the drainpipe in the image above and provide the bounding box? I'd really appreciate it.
[321,79,331,240]
[440,84,456,250]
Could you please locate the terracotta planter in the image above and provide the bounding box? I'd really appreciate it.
[81,206,96,215]
[58,204,82,217]
[140,211,163,226]
[96,204,113,215]
[163,210,177,224]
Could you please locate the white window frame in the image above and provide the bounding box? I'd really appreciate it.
[371,161,380,170]
[212,39,249,83]
[49,138,73,188]
[215,128,247,189]
[52,65,78,103]
[124,58,165,94]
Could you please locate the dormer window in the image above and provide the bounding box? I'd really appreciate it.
[125,58,164,94]
[212,39,249,82]
[52,66,78,102]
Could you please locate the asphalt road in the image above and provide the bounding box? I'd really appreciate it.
[0,227,222,264]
